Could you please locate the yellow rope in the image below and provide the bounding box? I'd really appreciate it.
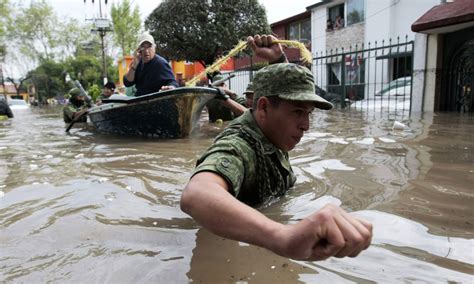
[185,39,312,86]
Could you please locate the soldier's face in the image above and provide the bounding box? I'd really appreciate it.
[260,99,313,151]
[245,93,253,108]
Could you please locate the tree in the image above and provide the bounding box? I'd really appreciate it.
[5,76,30,97]
[58,18,94,60]
[111,0,142,57]
[64,56,103,89]
[0,0,13,60]
[28,60,68,103]
[145,0,270,67]
[14,0,59,61]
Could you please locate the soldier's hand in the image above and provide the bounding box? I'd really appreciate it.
[272,204,372,261]
[161,85,176,91]
[214,87,230,101]
[247,35,285,64]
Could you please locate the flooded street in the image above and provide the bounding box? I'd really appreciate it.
[0,106,473,283]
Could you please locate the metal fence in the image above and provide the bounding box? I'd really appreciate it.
[221,69,252,96]
[223,36,414,114]
[312,36,414,113]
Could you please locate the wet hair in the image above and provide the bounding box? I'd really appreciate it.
[104,82,115,91]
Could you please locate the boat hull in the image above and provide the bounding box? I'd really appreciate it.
[88,87,216,138]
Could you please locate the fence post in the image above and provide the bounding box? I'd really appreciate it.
[249,56,254,81]
[341,49,346,108]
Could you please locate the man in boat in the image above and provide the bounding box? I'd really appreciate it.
[0,98,14,119]
[123,33,178,96]
[181,35,372,261]
[96,82,116,106]
[63,88,89,123]
[207,73,247,122]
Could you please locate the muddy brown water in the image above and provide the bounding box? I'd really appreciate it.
[0,106,472,283]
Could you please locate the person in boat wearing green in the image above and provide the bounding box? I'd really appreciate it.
[96,82,116,106]
[0,98,14,119]
[181,34,372,261]
[123,33,178,96]
[207,74,247,122]
[63,88,89,123]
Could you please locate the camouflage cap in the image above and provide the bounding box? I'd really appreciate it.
[243,82,254,94]
[253,63,333,110]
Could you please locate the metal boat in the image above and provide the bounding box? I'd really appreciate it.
[88,87,217,138]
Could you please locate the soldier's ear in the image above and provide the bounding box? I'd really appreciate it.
[256,97,269,113]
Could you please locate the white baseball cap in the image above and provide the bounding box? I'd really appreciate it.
[137,33,155,47]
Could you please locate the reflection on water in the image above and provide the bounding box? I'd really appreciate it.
[0,106,473,282]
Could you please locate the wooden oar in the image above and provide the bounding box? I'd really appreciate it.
[65,110,89,133]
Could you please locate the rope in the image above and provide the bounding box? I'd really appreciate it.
[185,39,312,87]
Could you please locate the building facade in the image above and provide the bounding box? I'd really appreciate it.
[307,0,442,105]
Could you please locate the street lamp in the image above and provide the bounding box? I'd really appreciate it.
[91,18,112,85]
[85,0,112,86]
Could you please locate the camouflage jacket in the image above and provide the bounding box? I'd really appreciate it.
[206,96,247,122]
[193,110,296,206]
[63,102,87,123]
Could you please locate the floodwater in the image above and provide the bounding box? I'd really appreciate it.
[1,106,473,283]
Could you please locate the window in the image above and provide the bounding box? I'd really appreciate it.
[345,55,365,84]
[392,55,412,80]
[347,0,365,26]
[288,19,311,45]
[327,56,365,86]
[328,4,344,30]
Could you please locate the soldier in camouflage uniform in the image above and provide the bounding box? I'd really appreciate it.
[63,88,89,123]
[207,74,247,122]
[243,81,254,108]
[181,35,372,261]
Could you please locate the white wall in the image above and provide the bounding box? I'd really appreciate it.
[366,0,441,44]
[411,33,428,112]
[422,34,439,112]
[311,7,328,55]
[311,7,329,89]
[365,0,392,44]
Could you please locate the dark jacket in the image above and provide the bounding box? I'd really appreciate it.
[123,54,178,96]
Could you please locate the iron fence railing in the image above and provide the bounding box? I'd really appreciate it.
[223,36,414,114]
[312,36,414,113]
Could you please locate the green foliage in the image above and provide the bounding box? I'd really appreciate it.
[60,18,95,59]
[0,0,12,60]
[87,84,101,102]
[3,0,129,104]
[145,0,270,66]
[64,56,103,89]
[28,60,69,102]
[111,0,142,57]
[14,0,58,61]
[27,55,114,102]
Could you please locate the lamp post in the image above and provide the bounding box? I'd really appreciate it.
[85,0,112,85]
[92,18,112,85]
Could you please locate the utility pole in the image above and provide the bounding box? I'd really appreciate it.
[85,0,112,86]
[0,63,7,100]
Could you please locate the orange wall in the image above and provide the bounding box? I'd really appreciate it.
[117,55,134,87]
